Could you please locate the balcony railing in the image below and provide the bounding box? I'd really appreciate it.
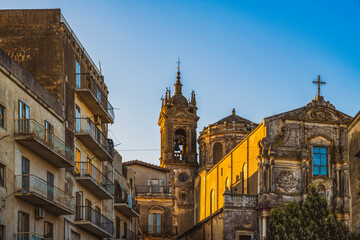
[14,119,74,167]
[136,185,171,194]
[75,73,115,123]
[116,228,137,240]
[14,232,53,240]
[15,174,74,215]
[75,118,114,161]
[223,194,258,208]
[75,161,114,199]
[139,225,163,236]
[75,206,114,237]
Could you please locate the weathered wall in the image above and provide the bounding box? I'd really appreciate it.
[348,112,360,232]
[0,9,65,102]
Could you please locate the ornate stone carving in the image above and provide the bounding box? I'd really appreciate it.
[277,171,297,192]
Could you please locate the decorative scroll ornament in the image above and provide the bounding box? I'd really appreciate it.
[277,171,297,192]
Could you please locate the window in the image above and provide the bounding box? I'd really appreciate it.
[18,211,29,236]
[148,213,161,234]
[0,165,4,187]
[19,100,30,119]
[210,189,215,214]
[75,105,81,132]
[44,221,53,239]
[47,172,54,201]
[18,100,30,134]
[225,177,230,190]
[21,157,30,193]
[123,221,128,238]
[75,191,83,219]
[213,142,223,164]
[76,61,81,89]
[116,216,121,239]
[180,192,187,201]
[75,148,81,175]
[97,88,101,103]
[0,105,4,128]
[45,121,54,145]
[313,147,327,176]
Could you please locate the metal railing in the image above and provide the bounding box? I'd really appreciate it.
[15,174,74,213]
[75,206,114,235]
[136,185,170,194]
[75,118,114,158]
[75,73,115,121]
[14,232,53,240]
[116,228,137,240]
[75,161,114,195]
[14,119,74,163]
[139,225,163,235]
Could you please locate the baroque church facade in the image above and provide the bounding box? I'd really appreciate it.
[155,66,353,240]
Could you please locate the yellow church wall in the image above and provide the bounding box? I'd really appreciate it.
[199,122,266,221]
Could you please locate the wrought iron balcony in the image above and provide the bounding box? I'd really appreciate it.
[136,185,171,194]
[75,73,115,123]
[75,206,114,238]
[14,119,74,168]
[75,118,114,161]
[15,174,74,215]
[115,228,137,240]
[139,225,166,236]
[75,161,114,199]
[14,232,53,240]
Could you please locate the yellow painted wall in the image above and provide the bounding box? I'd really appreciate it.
[199,123,266,220]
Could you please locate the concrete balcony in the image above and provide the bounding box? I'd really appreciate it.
[14,119,74,168]
[75,73,115,123]
[75,206,114,238]
[75,118,114,161]
[14,232,53,240]
[75,161,114,199]
[15,175,75,215]
[114,196,140,218]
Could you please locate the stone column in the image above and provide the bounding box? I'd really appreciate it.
[270,158,275,192]
[258,157,262,194]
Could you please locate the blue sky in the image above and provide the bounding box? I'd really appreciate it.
[2,0,360,165]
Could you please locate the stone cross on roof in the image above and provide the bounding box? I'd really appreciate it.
[312,75,326,97]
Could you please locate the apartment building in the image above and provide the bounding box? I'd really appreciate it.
[0,47,72,239]
[0,9,138,240]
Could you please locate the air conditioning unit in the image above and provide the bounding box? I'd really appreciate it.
[94,115,101,125]
[35,208,45,219]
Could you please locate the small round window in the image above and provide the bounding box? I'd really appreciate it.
[179,173,188,182]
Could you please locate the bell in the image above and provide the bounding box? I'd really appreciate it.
[174,142,180,151]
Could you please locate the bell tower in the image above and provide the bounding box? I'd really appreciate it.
[158,60,199,234]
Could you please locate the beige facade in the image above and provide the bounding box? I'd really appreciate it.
[124,160,174,239]
[0,9,138,240]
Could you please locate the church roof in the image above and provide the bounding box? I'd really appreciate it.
[171,94,188,106]
[211,109,256,126]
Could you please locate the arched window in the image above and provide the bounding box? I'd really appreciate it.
[242,162,248,194]
[148,206,163,234]
[210,189,215,214]
[225,177,230,190]
[174,129,187,162]
[213,142,223,164]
